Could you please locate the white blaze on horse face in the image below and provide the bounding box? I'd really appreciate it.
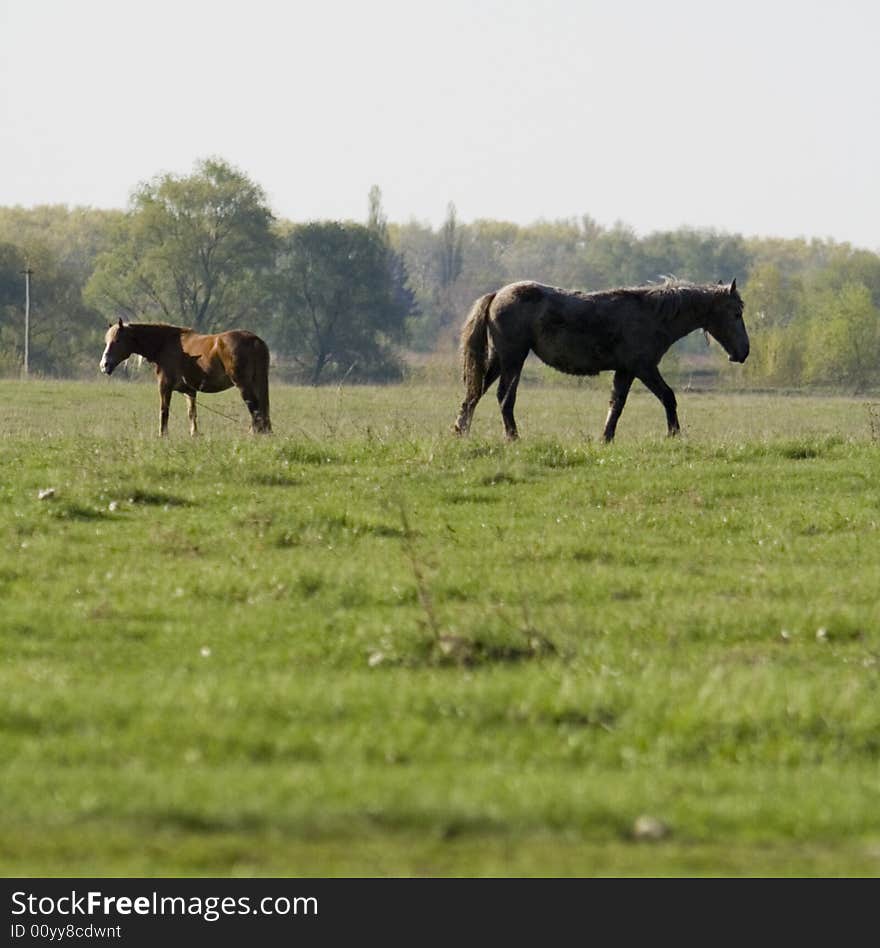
[100,327,124,374]
[100,337,123,375]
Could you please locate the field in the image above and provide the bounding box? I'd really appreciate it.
[2,377,880,877]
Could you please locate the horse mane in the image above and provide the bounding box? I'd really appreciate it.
[127,322,191,332]
[124,322,191,363]
[586,278,732,323]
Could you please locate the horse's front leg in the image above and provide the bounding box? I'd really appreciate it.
[158,377,173,437]
[637,365,680,437]
[602,369,634,442]
[185,393,198,437]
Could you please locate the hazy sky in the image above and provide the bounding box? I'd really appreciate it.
[2,0,878,249]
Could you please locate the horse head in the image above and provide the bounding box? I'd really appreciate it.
[100,318,134,375]
[705,280,749,363]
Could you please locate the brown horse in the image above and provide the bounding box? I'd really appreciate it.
[453,279,749,441]
[100,319,272,435]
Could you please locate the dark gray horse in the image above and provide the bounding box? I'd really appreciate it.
[453,279,749,441]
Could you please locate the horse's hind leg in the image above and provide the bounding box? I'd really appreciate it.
[236,383,264,433]
[602,369,634,443]
[234,378,271,434]
[454,354,500,435]
[255,373,271,433]
[638,365,680,436]
[252,344,271,433]
[247,375,271,433]
[497,353,526,441]
[229,370,270,434]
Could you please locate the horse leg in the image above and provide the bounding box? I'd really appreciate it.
[235,382,264,434]
[454,354,500,435]
[247,341,272,433]
[497,353,526,441]
[637,366,680,437]
[185,393,198,437]
[230,367,271,434]
[158,377,173,437]
[602,369,634,442]
[255,367,271,433]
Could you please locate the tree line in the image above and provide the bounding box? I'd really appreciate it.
[1,157,879,390]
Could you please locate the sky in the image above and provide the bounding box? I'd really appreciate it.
[1,0,878,249]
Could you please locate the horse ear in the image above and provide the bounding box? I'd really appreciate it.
[117,317,124,328]
[729,278,737,295]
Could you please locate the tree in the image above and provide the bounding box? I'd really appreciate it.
[367,185,388,242]
[743,262,802,327]
[0,207,121,376]
[390,220,443,350]
[579,221,643,287]
[366,186,418,339]
[437,202,463,291]
[434,202,464,341]
[739,261,806,385]
[808,245,880,308]
[0,242,28,374]
[803,282,880,392]
[274,222,410,384]
[638,229,751,287]
[86,158,276,332]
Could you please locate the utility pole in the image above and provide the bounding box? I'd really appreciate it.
[21,266,33,378]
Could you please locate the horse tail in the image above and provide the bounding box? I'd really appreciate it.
[460,292,496,399]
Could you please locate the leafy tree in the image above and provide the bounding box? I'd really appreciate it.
[579,222,643,287]
[391,205,470,352]
[639,229,751,286]
[0,206,120,376]
[367,185,388,241]
[86,158,276,332]
[367,186,418,340]
[274,221,409,384]
[743,323,806,388]
[434,202,464,342]
[807,246,880,308]
[391,220,438,300]
[743,262,803,327]
[450,219,516,316]
[803,283,880,391]
[390,220,444,350]
[0,242,28,374]
[0,242,27,307]
[437,201,463,293]
[740,261,808,384]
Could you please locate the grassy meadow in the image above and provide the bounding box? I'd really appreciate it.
[2,375,880,876]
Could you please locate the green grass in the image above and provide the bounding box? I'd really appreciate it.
[2,378,880,876]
